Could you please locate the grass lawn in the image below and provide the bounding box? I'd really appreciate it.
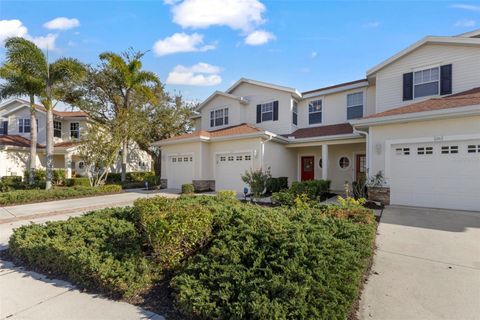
[7,194,376,319]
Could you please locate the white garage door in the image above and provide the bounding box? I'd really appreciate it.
[215,152,253,192]
[390,140,480,211]
[167,155,194,189]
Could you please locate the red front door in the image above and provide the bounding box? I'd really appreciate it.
[301,156,315,181]
[356,154,367,180]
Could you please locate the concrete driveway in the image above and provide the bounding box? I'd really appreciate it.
[359,206,480,320]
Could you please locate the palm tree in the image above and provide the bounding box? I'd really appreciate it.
[0,63,43,184]
[97,50,160,181]
[2,37,85,189]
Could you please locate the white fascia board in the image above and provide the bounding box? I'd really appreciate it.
[302,81,369,99]
[286,133,362,144]
[195,91,247,112]
[351,104,480,127]
[367,36,480,76]
[226,78,302,99]
[152,135,209,146]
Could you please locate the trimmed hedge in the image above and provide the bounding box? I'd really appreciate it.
[9,207,155,298]
[25,169,67,186]
[65,177,91,187]
[106,171,156,184]
[0,185,122,206]
[171,203,376,319]
[181,184,194,194]
[266,177,288,194]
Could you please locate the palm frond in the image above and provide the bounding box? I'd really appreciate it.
[3,37,47,79]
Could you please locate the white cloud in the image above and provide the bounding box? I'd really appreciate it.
[244,30,275,45]
[311,51,317,58]
[43,17,80,30]
[163,0,181,4]
[153,32,215,56]
[0,19,28,43]
[451,4,480,12]
[169,0,266,32]
[454,19,476,27]
[363,21,381,28]
[166,63,222,86]
[0,19,57,50]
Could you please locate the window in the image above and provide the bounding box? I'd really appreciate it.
[318,158,322,168]
[78,161,85,169]
[261,102,274,122]
[417,147,433,155]
[347,92,363,120]
[441,145,458,154]
[308,100,322,124]
[210,108,229,127]
[0,121,7,135]
[414,67,439,98]
[184,157,189,162]
[245,155,252,161]
[395,147,410,155]
[190,157,193,162]
[54,121,62,138]
[292,101,298,125]
[236,155,243,161]
[172,158,177,163]
[18,119,31,133]
[468,145,480,153]
[339,156,350,169]
[220,156,226,161]
[70,122,80,139]
[178,157,183,162]
[228,156,234,161]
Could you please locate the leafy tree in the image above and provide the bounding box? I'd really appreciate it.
[1,37,85,189]
[72,49,160,182]
[0,61,43,184]
[134,88,194,175]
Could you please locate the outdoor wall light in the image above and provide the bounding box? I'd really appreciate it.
[253,149,258,158]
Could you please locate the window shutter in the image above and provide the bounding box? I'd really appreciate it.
[403,72,413,101]
[1,121,7,135]
[440,64,452,95]
[273,101,279,121]
[256,104,261,123]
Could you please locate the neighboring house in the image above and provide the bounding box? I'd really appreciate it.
[0,99,152,178]
[157,29,479,211]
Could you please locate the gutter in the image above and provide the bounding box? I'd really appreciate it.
[260,133,275,171]
[353,128,371,179]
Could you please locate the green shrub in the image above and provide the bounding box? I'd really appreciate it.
[290,179,331,200]
[9,207,155,298]
[25,169,66,186]
[271,190,296,206]
[266,177,288,194]
[106,173,122,183]
[241,168,271,198]
[216,190,238,202]
[0,185,122,206]
[106,172,156,184]
[171,205,376,319]
[66,177,91,187]
[181,184,194,194]
[134,196,220,268]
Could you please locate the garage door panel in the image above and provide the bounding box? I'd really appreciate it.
[390,140,480,211]
[215,152,253,192]
[167,155,194,189]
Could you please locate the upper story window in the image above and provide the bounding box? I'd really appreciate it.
[0,121,7,135]
[54,121,62,138]
[414,67,439,98]
[256,101,278,123]
[70,122,80,139]
[347,92,363,120]
[18,119,31,133]
[308,100,322,125]
[292,101,298,125]
[210,108,229,127]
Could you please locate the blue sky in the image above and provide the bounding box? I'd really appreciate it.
[1,0,479,104]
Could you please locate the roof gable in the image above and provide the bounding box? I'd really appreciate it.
[367,36,480,76]
[196,91,248,111]
[226,78,301,99]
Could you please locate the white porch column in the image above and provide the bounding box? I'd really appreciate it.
[64,153,72,179]
[322,144,328,180]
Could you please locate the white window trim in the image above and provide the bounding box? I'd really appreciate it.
[412,65,440,100]
[292,100,298,126]
[18,118,31,134]
[308,99,323,126]
[70,122,80,139]
[260,101,274,122]
[209,107,229,128]
[54,121,62,138]
[337,155,351,170]
[346,92,364,120]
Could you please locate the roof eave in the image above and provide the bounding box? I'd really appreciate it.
[351,104,480,127]
[302,80,369,99]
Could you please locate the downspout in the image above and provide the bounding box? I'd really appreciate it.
[260,133,274,171]
[353,127,371,179]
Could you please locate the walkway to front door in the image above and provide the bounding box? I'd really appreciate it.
[301,156,314,181]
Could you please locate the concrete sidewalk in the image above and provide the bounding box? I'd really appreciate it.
[0,189,182,320]
[358,206,480,320]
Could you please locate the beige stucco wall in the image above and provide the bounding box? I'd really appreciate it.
[369,115,480,184]
[263,140,297,185]
[161,141,202,179]
[298,86,368,128]
[375,43,480,112]
[199,95,245,131]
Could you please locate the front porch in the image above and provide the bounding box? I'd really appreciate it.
[287,139,367,191]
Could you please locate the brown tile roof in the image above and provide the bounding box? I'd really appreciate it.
[54,141,81,148]
[302,79,367,95]
[161,123,263,142]
[0,135,44,148]
[364,87,480,119]
[285,123,354,139]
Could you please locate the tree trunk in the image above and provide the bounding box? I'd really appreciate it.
[153,150,161,177]
[121,140,128,182]
[45,106,54,190]
[28,96,37,185]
